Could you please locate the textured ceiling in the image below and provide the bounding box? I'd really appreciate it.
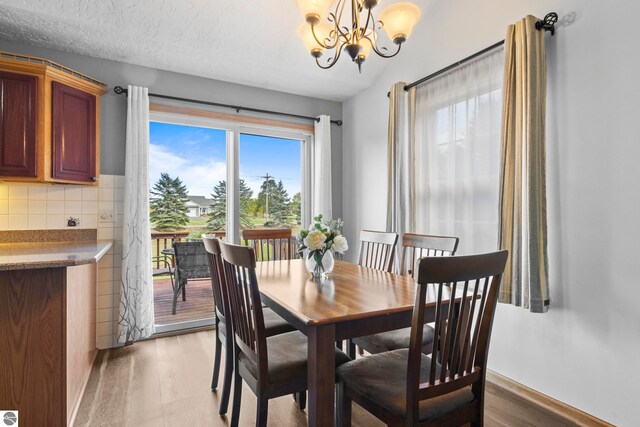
[0,0,431,101]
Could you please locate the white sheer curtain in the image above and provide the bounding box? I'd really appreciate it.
[415,48,504,255]
[313,115,332,219]
[118,85,155,343]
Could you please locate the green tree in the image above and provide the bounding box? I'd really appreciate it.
[257,178,290,225]
[290,192,302,224]
[207,179,254,230]
[149,173,189,231]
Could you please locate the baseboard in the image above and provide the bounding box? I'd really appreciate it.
[486,370,613,427]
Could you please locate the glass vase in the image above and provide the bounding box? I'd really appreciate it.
[304,250,335,279]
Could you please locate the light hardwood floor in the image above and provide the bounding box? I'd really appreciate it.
[75,330,578,427]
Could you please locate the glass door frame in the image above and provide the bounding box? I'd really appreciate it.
[149,110,313,332]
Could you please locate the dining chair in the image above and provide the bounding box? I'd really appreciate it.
[336,250,508,426]
[242,228,295,261]
[358,230,399,273]
[349,233,460,358]
[218,240,351,427]
[202,236,296,416]
[399,233,459,277]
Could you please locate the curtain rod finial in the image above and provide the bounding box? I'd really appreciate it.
[536,12,558,35]
[114,85,127,95]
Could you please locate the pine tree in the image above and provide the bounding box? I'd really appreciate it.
[149,173,190,231]
[290,192,302,225]
[207,179,254,230]
[257,178,290,225]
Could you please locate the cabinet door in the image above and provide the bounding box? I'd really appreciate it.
[52,82,96,182]
[0,71,38,177]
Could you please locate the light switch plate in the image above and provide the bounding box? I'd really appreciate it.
[99,209,114,223]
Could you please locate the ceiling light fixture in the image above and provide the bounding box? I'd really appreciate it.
[295,0,421,72]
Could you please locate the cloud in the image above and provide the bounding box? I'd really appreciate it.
[149,144,226,196]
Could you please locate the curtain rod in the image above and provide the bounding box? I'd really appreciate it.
[389,12,558,96]
[113,86,343,126]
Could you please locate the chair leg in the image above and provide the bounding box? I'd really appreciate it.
[294,391,306,410]
[347,339,356,359]
[256,394,269,427]
[182,282,187,301]
[219,343,234,415]
[211,333,222,390]
[230,360,242,427]
[336,383,351,427]
[172,280,183,315]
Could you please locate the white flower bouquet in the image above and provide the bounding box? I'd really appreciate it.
[298,214,348,277]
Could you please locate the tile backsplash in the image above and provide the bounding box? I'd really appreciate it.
[0,175,125,230]
[0,175,125,350]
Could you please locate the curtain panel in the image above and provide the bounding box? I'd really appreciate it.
[313,115,332,220]
[414,49,504,256]
[498,15,550,313]
[118,85,155,343]
[386,82,416,272]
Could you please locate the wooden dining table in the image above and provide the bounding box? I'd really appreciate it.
[255,258,452,427]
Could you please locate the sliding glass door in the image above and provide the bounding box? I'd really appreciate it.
[148,113,310,332]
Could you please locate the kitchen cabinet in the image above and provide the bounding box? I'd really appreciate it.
[0,70,38,177]
[0,240,113,426]
[0,51,106,185]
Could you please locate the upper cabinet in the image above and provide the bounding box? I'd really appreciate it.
[0,51,107,185]
[0,71,38,178]
[52,82,97,182]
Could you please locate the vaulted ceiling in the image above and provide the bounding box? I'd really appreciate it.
[0,0,431,101]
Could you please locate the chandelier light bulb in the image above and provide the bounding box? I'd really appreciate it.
[378,2,422,44]
[297,23,333,56]
[294,0,335,24]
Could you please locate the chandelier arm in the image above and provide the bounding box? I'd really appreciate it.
[334,0,347,29]
[361,7,373,38]
[311,23,337,49]
[371,41,403,58]
[315,40,346,69]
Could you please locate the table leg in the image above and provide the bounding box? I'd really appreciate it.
[308,324,336,427]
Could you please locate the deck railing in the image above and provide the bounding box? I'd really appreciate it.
[151,229,306,269]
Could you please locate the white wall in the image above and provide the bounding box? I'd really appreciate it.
[342,0,640,425]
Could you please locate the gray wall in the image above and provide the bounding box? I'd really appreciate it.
[0,39,343,218]
[341,0,639,425]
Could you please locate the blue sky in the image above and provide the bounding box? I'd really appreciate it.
[149,122,301,198]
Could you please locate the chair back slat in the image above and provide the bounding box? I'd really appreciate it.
[202,236,226,319]
[358,230,398,273]
[219,241,268,367]
[400,233,460,276]
[406,250,508,419]
[242,228,294,261]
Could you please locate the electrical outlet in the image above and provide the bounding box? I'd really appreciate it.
[99,209,114,223]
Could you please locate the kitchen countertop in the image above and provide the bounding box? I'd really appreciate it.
[0,240,113,271]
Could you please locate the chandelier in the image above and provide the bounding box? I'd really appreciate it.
[295,0,421,72]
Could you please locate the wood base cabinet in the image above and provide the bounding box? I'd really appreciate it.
[0,51,106,185]
[0,264,98,427]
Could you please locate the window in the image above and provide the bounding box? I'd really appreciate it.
[148,109,311,330]
[415,48,504,254]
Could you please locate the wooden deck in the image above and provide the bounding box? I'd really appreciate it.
[154,277,215,325]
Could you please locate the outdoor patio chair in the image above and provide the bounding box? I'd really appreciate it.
[152,254,175,291]
[172,241,211,315]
